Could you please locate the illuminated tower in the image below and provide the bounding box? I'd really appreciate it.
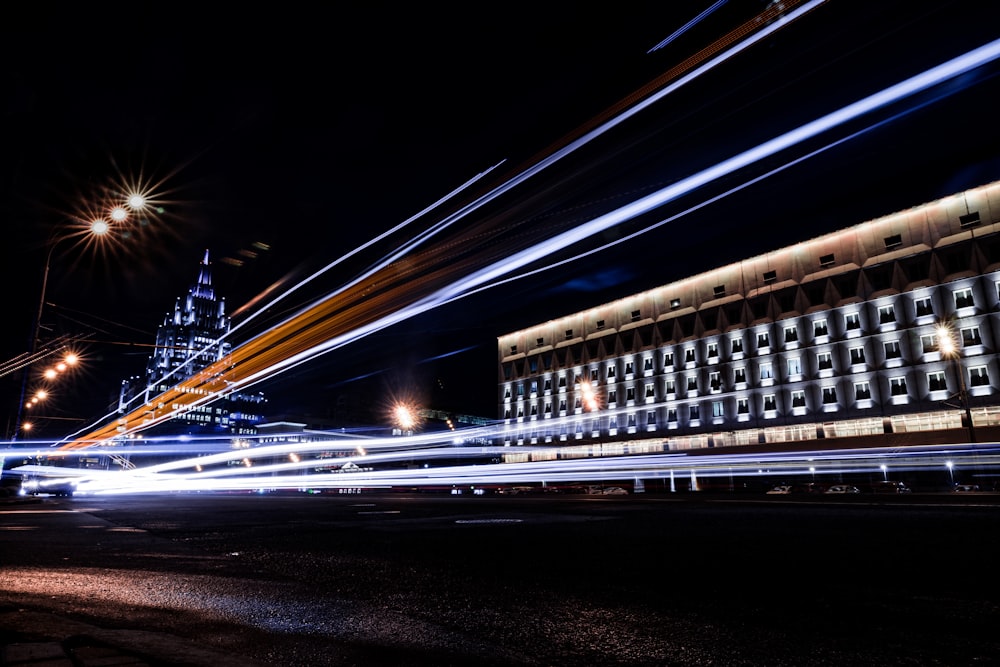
[118,250,265,435]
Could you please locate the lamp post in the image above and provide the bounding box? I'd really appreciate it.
[937,324,975,443]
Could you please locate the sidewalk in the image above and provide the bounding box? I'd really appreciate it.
[1,607,262,667]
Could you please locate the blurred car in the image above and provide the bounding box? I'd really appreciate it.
[871,481,912,494]
[766,485,793,494]
[824,484,861,494]
[601,486,629,495]
[952,484,981,493]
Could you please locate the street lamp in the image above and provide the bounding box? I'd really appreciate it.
[946,460,955,486]
[936,324,975,443]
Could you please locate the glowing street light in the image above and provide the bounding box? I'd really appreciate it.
[946,460,955,486]
[393,403,417,435]
[936,323,975,443]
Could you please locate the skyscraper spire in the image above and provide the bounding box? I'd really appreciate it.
[193,249,214,300]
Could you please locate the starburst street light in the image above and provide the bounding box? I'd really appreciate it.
[936,323,976,443]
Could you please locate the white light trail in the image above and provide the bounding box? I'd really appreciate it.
[648,0,729,54]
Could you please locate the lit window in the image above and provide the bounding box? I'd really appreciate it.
[961,326,982,346]
[954,288,975,309]
[854,382,871,400]
[884,340,901,359]
[850,346,866,366]
[927,371,947,392]
[787,357,801,376]
[709,371,721,393]
[890,377,907,396]
[813,319,828,337]
[920,334,938,353]
[817,352,833,370]
[845,313,861,330]
[915,297,933,317]
[791,390,805,408]
[822,386,837,404]
[878,305,895,323]
[970,366,990,387]
[763,394,777,411]
[760,362,773,380]
[712,401,724,418]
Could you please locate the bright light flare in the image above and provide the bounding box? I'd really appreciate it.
[936,324,957,356]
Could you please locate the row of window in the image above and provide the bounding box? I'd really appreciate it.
[502,366,990,422]
[509,285,987,355]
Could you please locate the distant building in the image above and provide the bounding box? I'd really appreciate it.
[497,181,1000,456]
[118,250,265,437]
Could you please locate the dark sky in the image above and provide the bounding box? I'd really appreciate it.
[4,1,1000,436]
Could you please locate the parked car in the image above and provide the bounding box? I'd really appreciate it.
[953,484,981,493]
[871,481,912,494]
[766,485,793,495]
[825,484,861,494]
[601,486,629,495]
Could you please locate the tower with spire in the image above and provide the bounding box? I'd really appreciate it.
[118,250,265,436]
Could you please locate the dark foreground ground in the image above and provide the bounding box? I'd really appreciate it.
[2,491,999,666]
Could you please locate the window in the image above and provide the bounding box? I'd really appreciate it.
[536,337,544,347]
[813,319,828,337]
[608,390,617,404]
[685,348,695,363]
[737,398,749,414]
[787,357,802,376]
[590,369,599,383]
[625,361,634,376]
[643,357,653,372]
[927,371,947,392]
[596,319,605,330]
[731,337,744,354]
[510,345,518,354]
[760,362,774,380]
[713,285,726,298]
[645,383,655,399]
[647,410,657,426]
[734,368,746,385]
[559,399,567,413]
[565,329,573,340]
[970,366,990,387]
[607,365,616,379]
[663,351,674,368]
[530,404,537,416]
[687,376,698,392]
[791,390,805,408]
[530,381,538,395]
[850,346,866,366]
[689,405,700,421]
[757,332,770,349]
[854,382,871,400]
[890,377,907,396]
[709,371,721,393]
[784,325,798,343]
[543,378,552,392]
[665,379,676,395]
[631,309,641,322]
[960,211,981,228]
[878,305,895,324]
[961,326,982,346]
[712,401,724,418]
[822,386,838,404]
[884,340,901,359]
[670,298,681,310]
[915,297,933,317]
[920,334,938,353]
[845,313,861,330]
[763,269,777,284]
[884,233,902,249]
[668,409,678,422]
[817,352,833,370]
[954,287,975,309]
[626,387,636,402]
[627,413,637,428]
[763,394,777,411]
[820,253,835,267]
[707,343,719,358]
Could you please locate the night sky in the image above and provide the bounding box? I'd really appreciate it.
[4,1,1000,436]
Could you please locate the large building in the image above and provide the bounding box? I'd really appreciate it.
[118,250,265,437]
[497,181,1000,456]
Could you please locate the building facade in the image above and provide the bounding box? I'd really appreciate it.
[118,250,265,436]
[497,181,1000,455]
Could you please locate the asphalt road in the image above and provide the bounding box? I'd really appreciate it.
[2,491,999,666]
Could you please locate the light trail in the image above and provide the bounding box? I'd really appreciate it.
[648,0,729,54]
